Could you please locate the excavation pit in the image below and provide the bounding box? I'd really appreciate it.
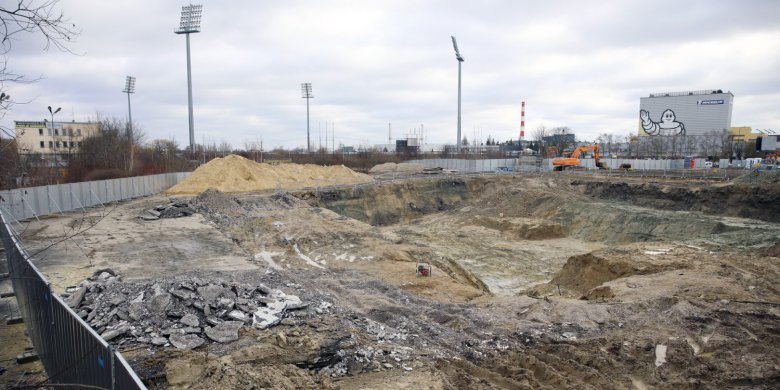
[9,171,780,389]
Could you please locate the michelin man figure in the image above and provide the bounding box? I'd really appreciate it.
[640,109,685,136]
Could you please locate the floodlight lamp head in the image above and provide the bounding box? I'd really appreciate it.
[301,83,313,98]
[451,36,464,62]
[123,76,136,93]
[175,4,203,34]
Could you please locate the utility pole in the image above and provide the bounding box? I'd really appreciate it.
[301,83,313,153]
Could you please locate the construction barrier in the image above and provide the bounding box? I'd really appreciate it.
[0,172,190,222]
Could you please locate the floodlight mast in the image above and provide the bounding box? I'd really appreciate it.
[175,4,203,156]
[122,76,136,171]
[451,36,464,152]
[301,83,313,153]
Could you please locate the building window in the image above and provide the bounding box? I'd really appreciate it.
[77,128,82,136]
[54,129,59,136]
[78,141,83,147]
[48,128,52,136]
[40,141,45,148]
[55,141,60,148]
[69,141,74,148]
[49,141,53,148]
[39,128,43,135]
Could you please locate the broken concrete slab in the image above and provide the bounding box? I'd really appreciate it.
[67,286,87,308]
[151,336,168,346]
[169,333,205,350]
[227,310,248,323]
[253,307,281,330]
[204,321,242,343]
[148,293,171,312]
[101,325,129,341]
[197,284,235,303]
[180,313,200,327]
[16,350,39,364]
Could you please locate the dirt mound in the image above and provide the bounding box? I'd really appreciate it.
[369,162,424,174]
[527,252,687,298]
[167,155,373,194]
[732,169,780,186]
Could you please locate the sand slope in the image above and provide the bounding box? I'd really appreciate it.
[166,154,373,194]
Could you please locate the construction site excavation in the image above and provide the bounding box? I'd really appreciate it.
[7,155,780,389]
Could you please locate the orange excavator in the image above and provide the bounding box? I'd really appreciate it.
[552,144,606,171]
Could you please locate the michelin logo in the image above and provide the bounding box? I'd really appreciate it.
[698,100,724,105]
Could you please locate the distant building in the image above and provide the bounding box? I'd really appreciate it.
[638,89,733,137]
[729,126,761,142]
[14,120,100,155]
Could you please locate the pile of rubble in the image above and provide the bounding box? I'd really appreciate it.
[139,199,196,221]
[63,271,312,349]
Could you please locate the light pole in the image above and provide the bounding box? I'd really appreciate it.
[48,105,61,183]
[451,36,464,153]
[122,76,136,172]
[175,4,202,156]
[301,83,313,153]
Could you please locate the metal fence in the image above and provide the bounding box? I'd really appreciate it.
[0,172,190,222]
[407,157,759,174]
[1,209,146,389]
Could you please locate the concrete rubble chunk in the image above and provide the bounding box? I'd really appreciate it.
[151,336,168,346]
[67,286,87,308]
[170,289,192,300]
[169,333,205,350]
[227,310,248,323]
[147,209,162,217]
[253,307,281,330]
[197,284,234,303]
[205,321,243,343]
[206,316,223,326]
[180,313,200,327]
[101,324,129,341]
[148,293,171,312]
[128,302,145,321]
[16,350,39,364]
[141,215,159,221]
[131,292,144,303]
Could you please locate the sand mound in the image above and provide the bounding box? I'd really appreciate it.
[167,155,373,194]
[369,162,425,174]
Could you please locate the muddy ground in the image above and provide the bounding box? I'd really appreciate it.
[2,171,779,389]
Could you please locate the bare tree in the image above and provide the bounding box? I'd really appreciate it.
[0,0,80,109]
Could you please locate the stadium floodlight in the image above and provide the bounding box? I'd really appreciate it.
[175,4,203,155]
[301,83,314,153]
[451,35,464,152]
[123,76,136,170]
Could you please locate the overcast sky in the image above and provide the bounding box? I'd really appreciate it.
[4,0,780,150]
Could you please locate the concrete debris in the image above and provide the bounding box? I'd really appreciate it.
[169,333,205,350]
[204,321,243,343]
[180,313,200,327]
[16,350,39,364]
[64,275,315,347]
[139,199,196,221]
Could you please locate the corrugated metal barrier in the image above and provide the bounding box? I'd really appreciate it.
[0,172,190,222]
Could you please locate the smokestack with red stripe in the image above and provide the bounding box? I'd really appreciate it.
[520,101,526,140]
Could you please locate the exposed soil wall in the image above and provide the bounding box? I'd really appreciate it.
[295,177,475,226]
[574,179,780,222]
